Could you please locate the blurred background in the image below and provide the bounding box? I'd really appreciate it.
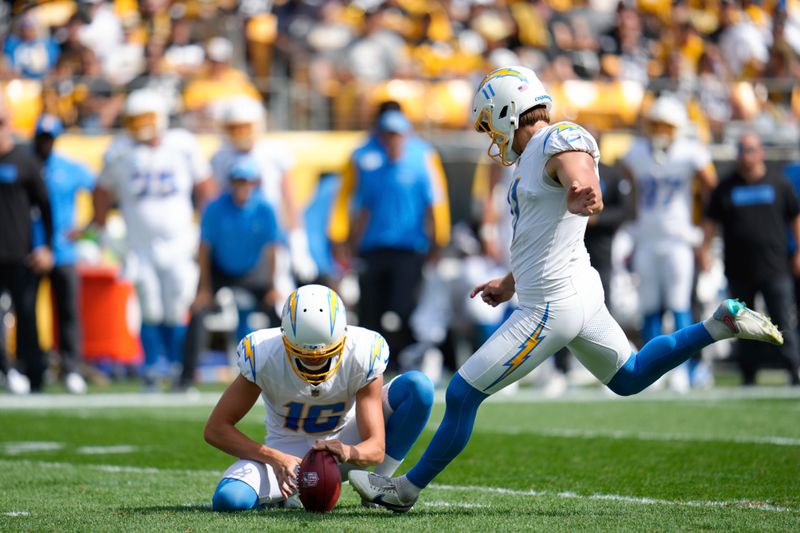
[1,0,800,396]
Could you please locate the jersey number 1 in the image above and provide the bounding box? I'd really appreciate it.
[284,401,346,434]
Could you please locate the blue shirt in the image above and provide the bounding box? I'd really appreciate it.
[3,36,59,79]
[201,191,280,276]
[785,162,800,254]
[352,135,435,253]
[32,153,95,266]
[304,174,340,278]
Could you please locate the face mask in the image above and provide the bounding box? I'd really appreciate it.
[651,133,672,152]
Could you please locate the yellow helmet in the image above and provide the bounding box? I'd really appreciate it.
[281,285,347,385]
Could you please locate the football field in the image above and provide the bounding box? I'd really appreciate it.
[1,386,799,532]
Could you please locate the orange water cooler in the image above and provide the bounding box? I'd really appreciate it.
[79,265,141,365]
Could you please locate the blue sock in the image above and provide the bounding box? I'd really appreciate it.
[406,373,488,489]
[385,371,434,461]
[673,310,698,381]
[140,324,163,372]
[212,478,259,512]
[673,310,692,331]
[161,324,187,364]
[641,312,662,344]
[607,322,714,396]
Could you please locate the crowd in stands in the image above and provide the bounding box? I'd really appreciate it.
[0,0,799,137]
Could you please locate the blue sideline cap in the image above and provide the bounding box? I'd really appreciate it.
[228,157,261,182]
[35,114,64,138]
[378,110,411,134]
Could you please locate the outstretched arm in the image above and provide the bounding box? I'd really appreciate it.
[546,151,604,216]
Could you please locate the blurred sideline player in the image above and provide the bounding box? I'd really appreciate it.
[620,96,717,389]
[204,284,433,510]
[328,102,451,361]
[211,97,317,295]
[91,89,215,390]
[349,66,783,512]
[179,157,282,391]
[32,114,95,394]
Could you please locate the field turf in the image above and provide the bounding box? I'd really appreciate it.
[1,387,799,532]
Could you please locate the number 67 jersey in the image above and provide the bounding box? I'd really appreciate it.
[236,326,389,448]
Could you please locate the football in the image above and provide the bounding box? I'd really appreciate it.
[297,449,341,512]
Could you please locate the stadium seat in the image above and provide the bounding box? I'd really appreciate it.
[428,79,472,128]
[1,79,43,137]
[367,79,428,125]
[549,80,645,130]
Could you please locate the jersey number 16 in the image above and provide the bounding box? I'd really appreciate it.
[284,401,346,434]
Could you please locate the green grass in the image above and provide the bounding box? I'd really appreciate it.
[1,391,799,532]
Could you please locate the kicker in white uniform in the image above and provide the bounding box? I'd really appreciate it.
[349,65,784,513]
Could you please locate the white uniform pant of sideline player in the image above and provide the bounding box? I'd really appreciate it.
[124,248,198,325]
[633,241,694,314]
[218,379,397,504]
[460,268,630,395]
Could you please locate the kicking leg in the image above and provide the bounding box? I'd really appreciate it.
[350,302,580,511]
[349,373,486,512]
[607,300,783,396]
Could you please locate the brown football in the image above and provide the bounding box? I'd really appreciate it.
[297,449,341,512]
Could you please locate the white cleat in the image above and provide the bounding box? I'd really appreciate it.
[5,368,30,395]
[713,299,783,345]
[65,372,88,395]
[348,471,416,513]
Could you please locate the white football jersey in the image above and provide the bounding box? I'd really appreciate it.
[509,122,599,304]
[235,325,389,447]
[211,139,294,225]
[98,129,210,255]
[622,137,710,244]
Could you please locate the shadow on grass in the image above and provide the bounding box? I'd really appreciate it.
[120,502,625,520]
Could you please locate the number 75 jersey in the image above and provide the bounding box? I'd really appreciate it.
[235,326,389,443]
[98,129,210,252]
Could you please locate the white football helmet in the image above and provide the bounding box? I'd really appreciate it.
[124,89,167,143]
[221,97,265,151]
[647,95,688,130]
[281,284,347,385]
[471,66,552,166]
[646,95,687,151]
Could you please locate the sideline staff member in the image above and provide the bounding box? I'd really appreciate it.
[0,97,54,393]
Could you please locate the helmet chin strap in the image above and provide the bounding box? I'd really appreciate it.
[502,102,520,165]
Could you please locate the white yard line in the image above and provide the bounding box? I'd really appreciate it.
[0,441,65,455]
[429,484,794,513]
[76,445,138,455]
[2,386,800,410]
[0,459,794,514]
[2,512,30,517]
[421,501,488,509]
[465,426,800,447]
[0,459,218,476]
